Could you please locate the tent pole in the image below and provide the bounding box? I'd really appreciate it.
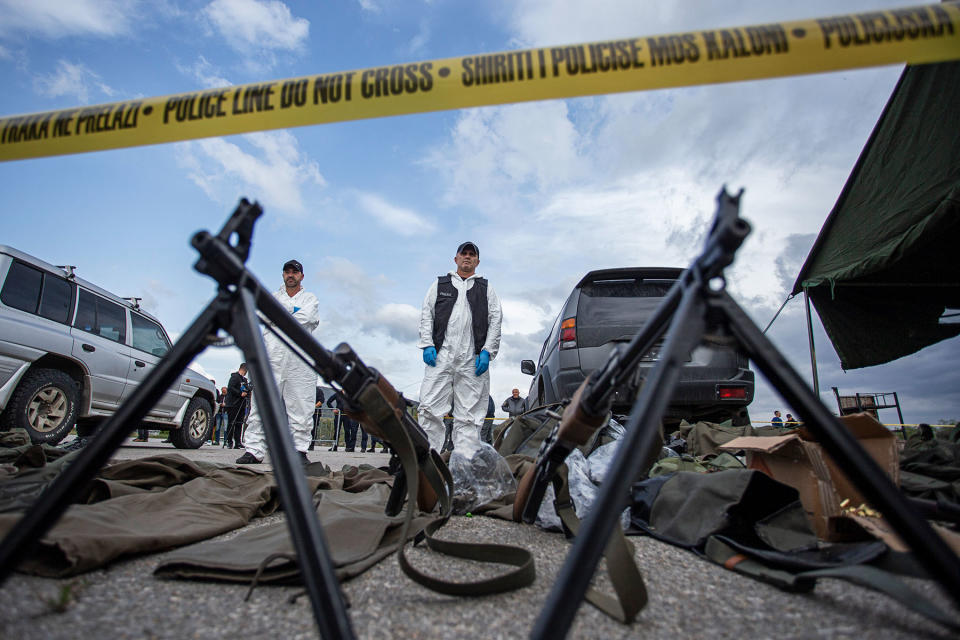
[803,287,821,396]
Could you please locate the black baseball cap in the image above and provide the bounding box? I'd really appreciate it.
[456,242,479,257]
[283,259,303,272]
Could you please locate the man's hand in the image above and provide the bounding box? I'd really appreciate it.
[423,346,437,367]
[475,350,490,376]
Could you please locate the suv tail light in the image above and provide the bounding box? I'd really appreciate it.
[559,318,577,350]
[717,386,747,400]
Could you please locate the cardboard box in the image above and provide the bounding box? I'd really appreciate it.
[719,413,899,541]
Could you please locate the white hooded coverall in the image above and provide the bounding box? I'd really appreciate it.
[243,287,320,459]
[417,271,502,452]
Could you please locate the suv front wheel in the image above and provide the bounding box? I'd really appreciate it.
[170,397,213,449]
[2,368,78,445]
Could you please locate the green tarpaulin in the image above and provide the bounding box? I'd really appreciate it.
[792,61,960,370]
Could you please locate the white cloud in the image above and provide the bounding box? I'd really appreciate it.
[406,19,430,56]
[356,0,381,14]
[501,298,551,337]
[424,101,583,217]
[202,0,309,55]
[362,303,421,343]
[176,129,325,215]
[316,256,393,302]
[355,192,436,237]
[0,0,139,39]
[176,55,232,89]
[504,0,910,48]
[34,59,115,103]
[136,279,178,316]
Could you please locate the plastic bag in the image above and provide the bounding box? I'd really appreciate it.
[534,482,562,531]
[449,439,517,514]
[600,416,626,442]
[533,417,632,532]
[566,449,596,521]
[659,446,680,459]
[586,440,618,485]
[664,434,687,455]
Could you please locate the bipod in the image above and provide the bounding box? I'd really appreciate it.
[531,187,960,639]
[0,199,355,640]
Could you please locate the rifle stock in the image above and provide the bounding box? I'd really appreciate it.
[515,378,611,523]
[333,345,438,513]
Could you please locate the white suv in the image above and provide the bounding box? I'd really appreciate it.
[0,245,216,448]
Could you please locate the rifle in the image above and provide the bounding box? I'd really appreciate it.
[514,187,749,525]
[0,199,532,640]
[506,189,748,626]
[195,201,535,596]
[522,187,960,639]
[322,343,441,516]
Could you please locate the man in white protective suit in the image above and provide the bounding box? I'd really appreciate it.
[417,241,502,452]
[236,259,320,466]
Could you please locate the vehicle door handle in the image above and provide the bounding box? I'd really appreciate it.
[134,360,146,368]
[82,344,95,352]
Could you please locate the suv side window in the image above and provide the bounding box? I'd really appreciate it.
[1,260,74,324]
[74,289,127,344]
[131,312,171,356]
[38,273,73,324]
[1,261,43,314]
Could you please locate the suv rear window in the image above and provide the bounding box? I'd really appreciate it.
[1,260,74,324]
[1,261,42,314]
[576,278,675,348]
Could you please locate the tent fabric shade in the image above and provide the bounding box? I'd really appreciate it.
[792,61,960,370]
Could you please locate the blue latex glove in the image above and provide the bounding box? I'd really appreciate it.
[423,346,437,367]
[475,350,490,376]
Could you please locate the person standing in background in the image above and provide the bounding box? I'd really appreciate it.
[236,260,320,466]
[224,364,249,449]
[501,388,525,418]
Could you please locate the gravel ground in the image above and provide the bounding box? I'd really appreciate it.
[0,438,956,639]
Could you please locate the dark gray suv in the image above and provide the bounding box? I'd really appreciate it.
[0,245,216,447]
[521,267,754,425]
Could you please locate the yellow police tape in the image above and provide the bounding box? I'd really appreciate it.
[1,2,958,162]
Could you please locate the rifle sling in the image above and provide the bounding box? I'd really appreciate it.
[357,382,535,596]
[553,471,648,624]
[705,537,960,632]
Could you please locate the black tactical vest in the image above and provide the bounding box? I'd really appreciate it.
[432,275,488,355]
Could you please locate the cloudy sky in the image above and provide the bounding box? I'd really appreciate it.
[1,0,957,425]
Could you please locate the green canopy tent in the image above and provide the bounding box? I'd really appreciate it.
[792,61,960,374]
